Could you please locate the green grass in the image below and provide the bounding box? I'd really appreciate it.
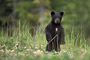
[0,25,90,60]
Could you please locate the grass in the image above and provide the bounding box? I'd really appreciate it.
[0,24,90,60]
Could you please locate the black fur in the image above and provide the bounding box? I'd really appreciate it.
[45,11,65,52]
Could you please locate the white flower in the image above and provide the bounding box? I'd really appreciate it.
[33,50,43,56]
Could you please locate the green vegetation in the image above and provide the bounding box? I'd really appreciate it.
[0,25,90,60]
[0,0,90,60]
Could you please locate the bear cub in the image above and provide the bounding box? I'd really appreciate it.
[45,11,65,52]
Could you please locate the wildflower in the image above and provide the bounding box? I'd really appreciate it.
[0,49,4,53]
[13,43,19,49]
[10,50,14,53]
[15,43,19,47]
[12,46,17,50]
[35,46,38,50]
[55,51,60,54]
[81,48,87,53]
[63,50,67,53]
[80,54,84,59]
[41,45,43,46]
[18,52,25,56]
[26,48,31,52]
[33,50,43,56]
[24,47,26,49]
[35,45,39,50]
[35,44,38,47]
[41,45,43,47]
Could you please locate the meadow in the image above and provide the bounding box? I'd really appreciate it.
[0,0,90,60]
[0,24,90,60]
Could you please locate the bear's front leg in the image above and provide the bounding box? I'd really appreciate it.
[54,42,60,52]
[45,29,53,51]
[46,42,52,51]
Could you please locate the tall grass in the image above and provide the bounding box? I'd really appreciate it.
[0,22,90,60]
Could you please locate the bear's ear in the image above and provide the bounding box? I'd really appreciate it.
[51,11,55,16]
[60,12,64,16]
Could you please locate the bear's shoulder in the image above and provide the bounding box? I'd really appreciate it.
[45,22,53,31]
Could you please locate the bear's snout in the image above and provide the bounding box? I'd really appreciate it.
[55,18,60,24]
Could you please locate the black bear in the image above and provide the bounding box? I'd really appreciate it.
[45,11,65,52]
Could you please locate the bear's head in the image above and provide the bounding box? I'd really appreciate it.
[51,11,64,25]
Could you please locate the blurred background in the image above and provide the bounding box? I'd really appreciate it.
[0,0,90,40]
[1,0,90,59]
